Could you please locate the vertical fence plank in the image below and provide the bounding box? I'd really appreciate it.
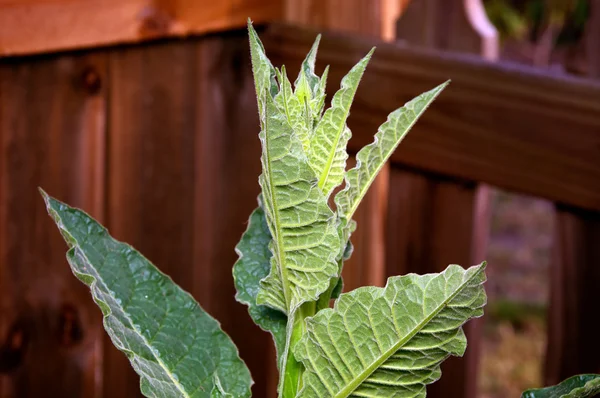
[284,0,383,37]
[106,40,197,398]
[106,32,272,397]
[545,207,600,385]
[385,167,483,398]
[0,53,106,397]
[192,32,273,397]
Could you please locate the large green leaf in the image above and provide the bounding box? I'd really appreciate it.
[308,49,373,197]
[522,374,600,398]
[249,22,342,315]
[41,191,252,398]
[294,263,487,398]
[335,82,449,223]
[233,202,287,364]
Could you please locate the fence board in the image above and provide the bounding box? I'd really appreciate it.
[545,206,600,384]
[106,32,272,396]
[0,53,107,397]
[264,23,600,212]
[385,166,483,398]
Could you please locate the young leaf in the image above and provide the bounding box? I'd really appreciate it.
[233,202,287,363]
[311,66,330,120]
[308,49,374,197]
[294,263,487,398]
[247,20,278,115]
[294,34,321,97]
[335,81,449,223]
[41,191,252,398]
[522,374,600,398]
[255,90,340,315]
[276,67,311,151]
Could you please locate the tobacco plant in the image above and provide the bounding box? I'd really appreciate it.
[41,21,599,398]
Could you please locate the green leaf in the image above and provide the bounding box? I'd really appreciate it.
[522,374,600,398]
[294,34,322,97]
[294,263,487,398]
[41,191,252,398]
[335,81,449,223]
[276,67,311,152]
[311,66,330,121]
[255,88,341,315]
[248,20,278,115]
[308,49,374,197]
[233,201,287,364]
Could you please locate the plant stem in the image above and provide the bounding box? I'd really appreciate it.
[280,301,316,398]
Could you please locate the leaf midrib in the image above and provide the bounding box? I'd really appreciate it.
[333,267,483,398]
[264,93,292,311]
[66,238,192,398]
[344,102,426,221]
[316,94,352,191]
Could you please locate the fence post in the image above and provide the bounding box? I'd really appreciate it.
[392,1,497,396]
[0,53,107,398]
[545,207,600,384]
[546,8,600,381]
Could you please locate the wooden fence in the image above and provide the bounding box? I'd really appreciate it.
[2,7,600,398]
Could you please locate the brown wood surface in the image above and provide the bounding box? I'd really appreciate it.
[264,23,600,213]
[106,32,272,396]
[385,166,483,398]
[0,0,281,57]
[545,206,600,385]
[396,0,498,59]
[284,0,383,38]
[587,0,600,78]
[0,52,107,397]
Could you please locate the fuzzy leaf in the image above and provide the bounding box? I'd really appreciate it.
[233,202,287,363]
[255,89,340,315]
[247,20,278,115]
[294,34,321,97]
[309,50,374,197]
[522,374,600,398]
[41,191,252,398]
[335,82,448,223]
[295,263,487,398]
[276,67,311,152]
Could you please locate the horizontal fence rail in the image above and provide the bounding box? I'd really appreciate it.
[264,23,600,213]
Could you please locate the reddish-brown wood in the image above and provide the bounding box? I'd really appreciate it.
[385,166,483,398]
[0,0,281,57]
[106,33,273,396]
[396,0,498,59]
[264,23,600,212]
[341,161,390,291]
[284,0,383,38]
[0,53,106,397]
[545,206,600,384]
[587,0,600,78]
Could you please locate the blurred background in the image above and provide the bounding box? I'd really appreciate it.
[1,0,599,397]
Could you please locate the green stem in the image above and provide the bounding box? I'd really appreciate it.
[280,302,316,398]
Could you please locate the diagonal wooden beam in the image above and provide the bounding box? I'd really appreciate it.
[263,22,600,212]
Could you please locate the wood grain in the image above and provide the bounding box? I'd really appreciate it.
[106,32,272,396]
[385,166,482,398]
[0,0,281,57]
[0,52,106,398]
[284,0,383,37]
[264,23,600,212]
